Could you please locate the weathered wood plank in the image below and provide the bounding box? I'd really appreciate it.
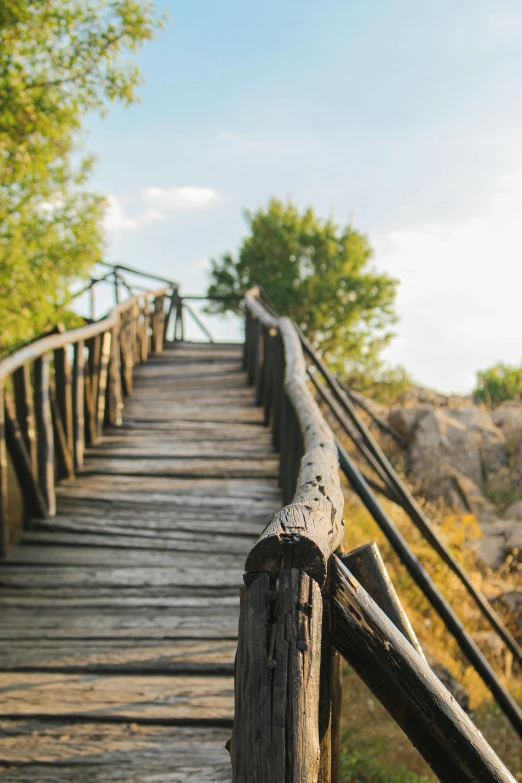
[0,639,237,672]
[77,457,278,479]
[0,723,232,782]
[4,545,242,568]
[0,673,234,721]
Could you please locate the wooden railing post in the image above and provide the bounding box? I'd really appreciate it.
[232,569,323,782]
[54,344,74,458]
[34,354,56,516]
[72,341,85,470]
[0,383,8,557]
[107,323,123,427]
[4,394,47,519]
[96,330,111,440]
[13,364,37,476]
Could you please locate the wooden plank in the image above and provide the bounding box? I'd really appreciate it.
[0,639,237,672]
[77,457,278,479]
[0,723,232,781]
[3,545,242,568]
[33,354,56,516]
[0,673,234,721]
[0,565,244,590]
[21,530,254,555]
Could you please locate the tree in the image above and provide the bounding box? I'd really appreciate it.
[0,0,163,354]
[474,363,522,408]
[207,197,401,387]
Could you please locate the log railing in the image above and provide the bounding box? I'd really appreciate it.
[0,282,178,556]
[233,286,517,783]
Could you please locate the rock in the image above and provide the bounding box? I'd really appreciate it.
[470,536,506,570]
[504,500,522,521]
[492,591,522,641]
[491,406,522,450]
[428,660,470,712]
[409,408,506,499]
[387,407,429,440]
[471,632,513,680]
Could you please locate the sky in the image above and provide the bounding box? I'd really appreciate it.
[84,0,522,393]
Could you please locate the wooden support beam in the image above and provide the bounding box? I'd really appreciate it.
[329,555,517,783]
[13,364,37,475]
[4,394,47,519]
[34,354,55,516]
[72,341,85,470]
[231,569,322,782]
[337,440,522,739]
[342,542,425,659]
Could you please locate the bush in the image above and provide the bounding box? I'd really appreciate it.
[474,363,522,408]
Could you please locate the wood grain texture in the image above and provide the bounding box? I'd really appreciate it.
[244,309,344,587]
[0,341,281,782]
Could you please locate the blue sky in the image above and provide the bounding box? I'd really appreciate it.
[84,0,522,392]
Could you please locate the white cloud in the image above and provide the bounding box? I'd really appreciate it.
[104,186,222,235]
[375,169,522,393]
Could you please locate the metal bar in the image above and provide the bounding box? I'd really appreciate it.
[299,326,522,668]
[330,555,517,783]
[182,301,215,343]
[99,261,178,287]
[336,438,522,739]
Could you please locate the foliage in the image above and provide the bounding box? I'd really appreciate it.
[474,363,522,408]
[0,0,163,355]
[343,362,413,404]
[340,733,430,783]
[207,197,399,380]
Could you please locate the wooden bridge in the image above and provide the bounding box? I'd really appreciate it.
[0,271,520,781]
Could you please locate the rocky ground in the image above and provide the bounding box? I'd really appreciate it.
[358,385,522,643]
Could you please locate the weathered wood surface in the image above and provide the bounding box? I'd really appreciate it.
[0,723,232,782]
[0,342,282,782]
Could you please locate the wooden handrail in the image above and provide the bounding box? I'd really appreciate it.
[0,283,175,558]
[0,287,169,382]
[232,286,518,782]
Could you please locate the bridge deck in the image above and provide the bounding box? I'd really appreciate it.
[0,342,282,781]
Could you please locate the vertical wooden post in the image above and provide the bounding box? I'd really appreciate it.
[0,383,8,558]
[72,340,85,470]
[96,330,112,440]
[54,345,74,458]
[85,334,101,446]
[254,318,264,406]
[107,323,123,427]
[140,299,151,362]
[34,354,56,516]
[318,601,342,783]
[4,394,48,519]
[152,295,165,353]
[13,364,37,476]
[232,569,322,781]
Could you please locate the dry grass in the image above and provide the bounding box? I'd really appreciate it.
[339,488,522,780]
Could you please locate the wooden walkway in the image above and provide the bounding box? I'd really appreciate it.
[0,342,282,781]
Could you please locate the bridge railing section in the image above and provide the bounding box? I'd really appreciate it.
[0,281,177,556]
[233,286,517,783]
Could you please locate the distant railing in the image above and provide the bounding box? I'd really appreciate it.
[0,276,177,556]
[232,286,517,783]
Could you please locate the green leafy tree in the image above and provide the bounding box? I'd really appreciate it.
[207,197,402,388]
[474,363,522,408]
[0,0,163,354]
